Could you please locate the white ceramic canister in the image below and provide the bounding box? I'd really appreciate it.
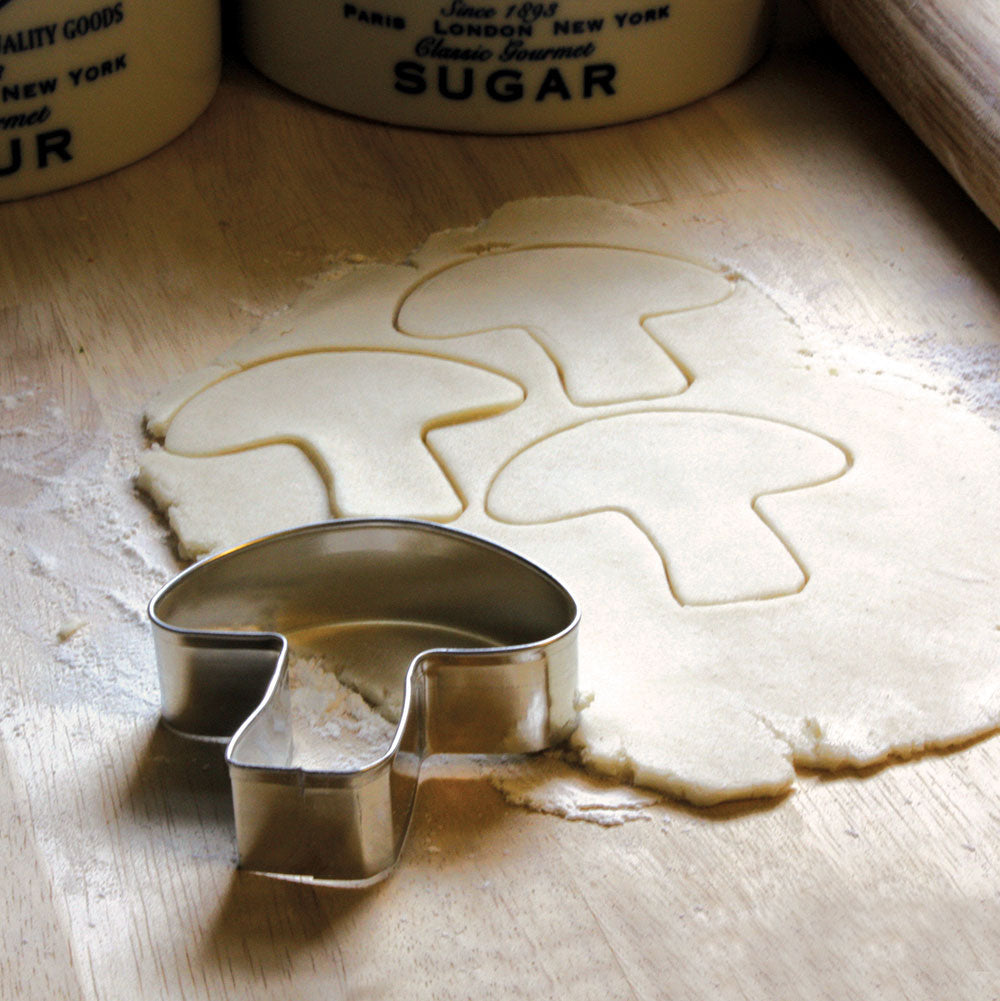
[241,0,773,133]
[0,0,220,201]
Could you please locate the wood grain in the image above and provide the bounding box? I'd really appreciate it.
[809,0,1000,230]
[2,10,1000,999]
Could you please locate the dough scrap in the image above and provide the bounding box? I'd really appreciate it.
[288,654,397,771]
[139,197,1000,805]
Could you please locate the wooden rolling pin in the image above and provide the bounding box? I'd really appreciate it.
[809,0,1000,230]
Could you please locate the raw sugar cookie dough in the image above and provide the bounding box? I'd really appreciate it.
[139,197,1000,806]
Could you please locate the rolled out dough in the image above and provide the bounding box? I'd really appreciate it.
[139,197,1000,805]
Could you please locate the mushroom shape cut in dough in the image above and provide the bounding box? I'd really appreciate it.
[163,351,525,520]
[487,412,851,605]
[396,246,734,406]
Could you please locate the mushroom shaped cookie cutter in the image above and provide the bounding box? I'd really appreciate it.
[149,519,580,883]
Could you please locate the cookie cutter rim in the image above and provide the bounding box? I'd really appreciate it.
[148,518,580,884]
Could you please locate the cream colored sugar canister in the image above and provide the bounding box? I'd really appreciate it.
[0,0,219,200]
[242,0,773,132]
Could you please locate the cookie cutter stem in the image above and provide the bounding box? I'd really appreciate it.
[149,519,579,883]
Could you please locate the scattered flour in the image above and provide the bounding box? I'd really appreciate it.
[484,753,660,825]
[288,655,397,770]
[912,339,1000,420]
[1,390,176,716]
[855,332,1000,424]
[1,385,36,411]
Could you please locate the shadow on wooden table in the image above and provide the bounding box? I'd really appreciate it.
[121,719,237,854]
[196,776,520,977]
[123,722,521,974]
[203,868,374,972]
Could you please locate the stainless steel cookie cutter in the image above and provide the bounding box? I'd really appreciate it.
[149,518,580,883]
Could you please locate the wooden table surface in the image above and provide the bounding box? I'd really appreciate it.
[3,5,1000,999]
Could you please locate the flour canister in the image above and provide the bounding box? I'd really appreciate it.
[0,0,220,200]
[240,0,773,132]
